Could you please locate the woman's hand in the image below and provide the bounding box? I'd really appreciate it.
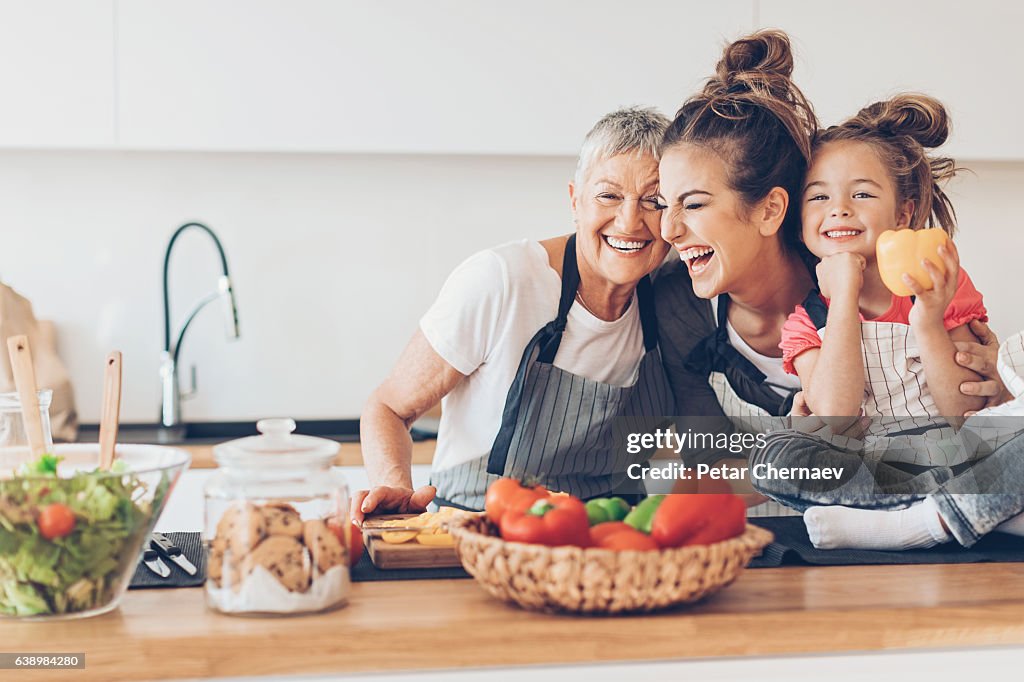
[816,253,865,301]
[359,330,466,522]
[906,242,959,328]
[955,319,1012,413]
[350,485,437,525]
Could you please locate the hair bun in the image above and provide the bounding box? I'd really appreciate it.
[862,94,949,148]
[713,29,795,94]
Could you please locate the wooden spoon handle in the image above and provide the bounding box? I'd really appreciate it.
[6,335,46,458]
[98,351,122,471]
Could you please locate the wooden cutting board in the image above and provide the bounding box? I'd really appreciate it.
[362,514,462,570]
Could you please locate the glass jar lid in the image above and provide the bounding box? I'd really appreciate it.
[213,418,339,470]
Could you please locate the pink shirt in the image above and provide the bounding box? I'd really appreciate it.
[780,268,988,375]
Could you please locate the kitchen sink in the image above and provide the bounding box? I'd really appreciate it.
[74,418,438,445]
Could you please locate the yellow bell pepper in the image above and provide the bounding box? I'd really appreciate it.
[876,228,949,296]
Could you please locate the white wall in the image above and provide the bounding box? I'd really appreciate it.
[0,150,574,422]
[2,151,1022,423]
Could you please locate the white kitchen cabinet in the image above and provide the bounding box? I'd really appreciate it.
[0,0,115,148]
[759,0,1024,160]
[115,0,754,154]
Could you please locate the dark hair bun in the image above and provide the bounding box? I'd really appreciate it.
[718,30,795,81]
[708,29,796,99]
[861,94,949,148]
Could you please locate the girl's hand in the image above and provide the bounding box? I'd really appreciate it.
[955,319,1013,413]
[907,241,959,327]
[816,252,866,301]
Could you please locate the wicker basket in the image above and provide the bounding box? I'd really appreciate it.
[448,514,773,614]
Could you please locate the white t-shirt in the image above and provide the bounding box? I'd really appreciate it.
[711,297,801,399]
[420,240,646,472]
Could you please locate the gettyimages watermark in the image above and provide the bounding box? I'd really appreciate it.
[625,460,846,483]
[604,415,1024,496]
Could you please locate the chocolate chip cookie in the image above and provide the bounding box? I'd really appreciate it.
[302,519,345,573]
[261,501,304,539]
[215,502,266,554]
[242,535,310,592]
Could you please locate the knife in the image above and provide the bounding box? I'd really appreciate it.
[359,525,434,535]
[150,532,198,576]
[142,549,171,578]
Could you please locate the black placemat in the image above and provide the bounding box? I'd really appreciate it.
[129,532,207,589]
[350,551,470,582]
[747,516,1024,567]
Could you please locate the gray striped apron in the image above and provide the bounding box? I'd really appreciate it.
[430,235,674,510]
[801,291,1018,467]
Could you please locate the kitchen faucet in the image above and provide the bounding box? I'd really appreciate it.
[160,222,240,429]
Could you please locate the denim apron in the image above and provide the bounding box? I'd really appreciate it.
[430,235,674,510]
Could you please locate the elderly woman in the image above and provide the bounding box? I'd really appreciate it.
[354,107,674,518]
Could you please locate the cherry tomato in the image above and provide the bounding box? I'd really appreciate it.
[484,478,548,525]
[37,503,76,540]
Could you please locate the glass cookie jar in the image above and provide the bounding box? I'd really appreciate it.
[203,418,351,616]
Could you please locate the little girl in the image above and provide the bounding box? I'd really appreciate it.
[782,93,987,433]
[778,94,1024,549]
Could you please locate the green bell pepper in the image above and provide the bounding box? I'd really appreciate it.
[623,495,665,534]
[584,497,631,526]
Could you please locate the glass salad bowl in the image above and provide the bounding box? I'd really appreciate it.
[0,443,190,619]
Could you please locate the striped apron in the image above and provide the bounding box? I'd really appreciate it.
[430,235,674,510]
[801,292,1018,467]
[682,293,811,517]
[684,293,810,424]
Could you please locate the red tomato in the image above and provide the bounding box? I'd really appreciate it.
[650,494,745,549]
[37,503,75,540]
[595,527,659,551]
[347,523,365,567]
[589,521,633,544]
[327,517,365,567]
[484,478,548,525]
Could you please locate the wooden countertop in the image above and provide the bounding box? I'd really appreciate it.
[3,562,1024,681]
[179,440,437,468]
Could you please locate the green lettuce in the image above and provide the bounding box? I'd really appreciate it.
[0,453,153,616]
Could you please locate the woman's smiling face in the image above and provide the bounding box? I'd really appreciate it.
[658,144,766,299]
[570,153,669,288]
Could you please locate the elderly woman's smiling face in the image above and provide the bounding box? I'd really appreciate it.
[569,153,669,287]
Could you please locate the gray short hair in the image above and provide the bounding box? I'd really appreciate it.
[574,107,670,186]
